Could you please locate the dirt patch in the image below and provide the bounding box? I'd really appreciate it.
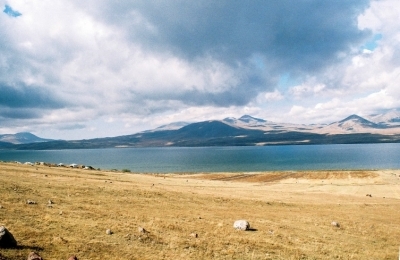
[191,170,379,183]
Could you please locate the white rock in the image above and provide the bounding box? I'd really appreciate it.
[331,221,340,227]
[233,220,250,231]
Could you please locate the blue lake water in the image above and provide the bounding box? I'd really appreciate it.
[1,143,400,173]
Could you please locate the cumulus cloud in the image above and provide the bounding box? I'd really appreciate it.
[288,82,326,100]
[263,90,285,101]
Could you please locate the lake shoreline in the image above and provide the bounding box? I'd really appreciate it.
[2,143,400,173]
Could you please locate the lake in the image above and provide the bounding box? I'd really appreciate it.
[1,143,400,173]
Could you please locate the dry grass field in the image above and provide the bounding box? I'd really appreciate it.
[1,162,400,259]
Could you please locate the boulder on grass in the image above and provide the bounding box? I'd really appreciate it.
[0,226,17,248]
[331,221,340,228]
[27,252,42,260]
[233,220,250,231]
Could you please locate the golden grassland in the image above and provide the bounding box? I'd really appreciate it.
[1,162,400,259]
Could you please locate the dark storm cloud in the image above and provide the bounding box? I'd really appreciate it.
[0,82,65,109]
[126,64,267,109]
[80,0,372,108]
[100,0,370,72]
[0,108,40,119]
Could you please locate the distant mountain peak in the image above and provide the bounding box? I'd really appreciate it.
[222,115,268,128]
[15,132,39,138]
[222,117,237,124]
[339,114,369,123]
[367,109,400,125]
[238,115,267,123]
[0,132,52,144]
[334,114,378,129]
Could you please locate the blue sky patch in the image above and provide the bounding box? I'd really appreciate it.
[278,73,299,90]
[363,34,382,51]
[3,4,22,17]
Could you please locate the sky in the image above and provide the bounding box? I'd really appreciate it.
[1,0,399,140]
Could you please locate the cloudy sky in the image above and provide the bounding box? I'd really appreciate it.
[1,0,399,140]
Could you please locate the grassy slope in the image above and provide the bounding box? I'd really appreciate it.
[1,163,400,259]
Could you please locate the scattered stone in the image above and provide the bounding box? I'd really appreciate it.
[59,211,63,215]
[67,255,78,260]
[138,226,149,234]
[0,205,2,209]
[331,221,340,227]
[189,232,198,238]
[366,194,372,197]
[26,200,36,205]
[106,229,113,235]
[0,226,17,248]
[27,252,42,260]
[233,220,250,231]
[47,200,54,208]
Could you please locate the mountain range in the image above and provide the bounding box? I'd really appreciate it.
[2,110,400,150]
[0,132,53,145]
